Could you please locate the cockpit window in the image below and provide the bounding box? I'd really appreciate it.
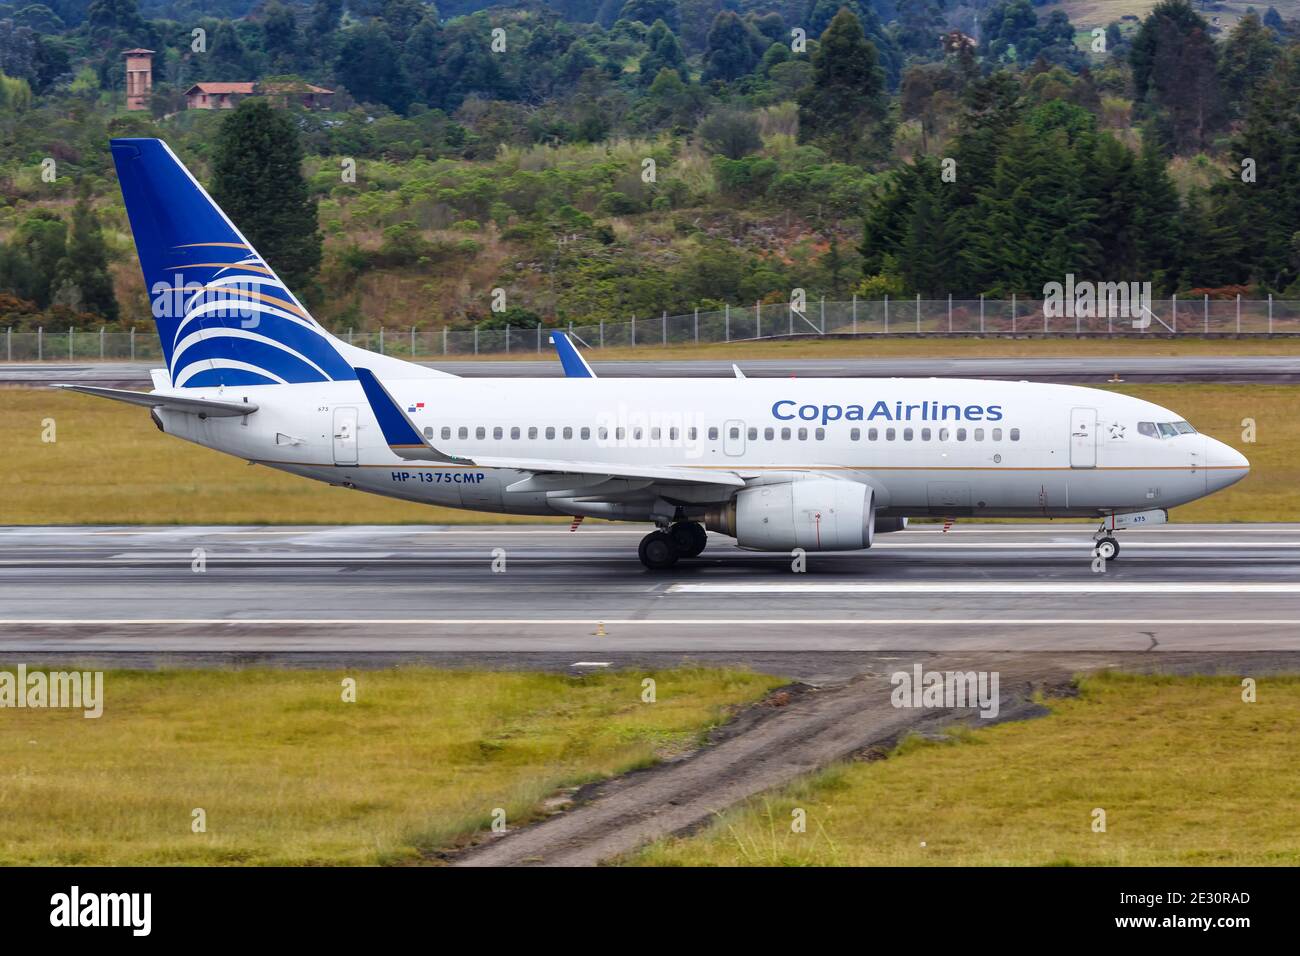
[1173,421,1196,434]
[1138,422,1159,438]
[1157,422,1179,438]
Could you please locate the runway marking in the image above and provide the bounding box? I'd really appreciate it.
[2,618,1299,626]
[669,582,1300,594]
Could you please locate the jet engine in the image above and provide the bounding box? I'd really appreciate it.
[704,479,875,551]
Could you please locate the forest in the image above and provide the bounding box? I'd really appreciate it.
[0,0,1298,334]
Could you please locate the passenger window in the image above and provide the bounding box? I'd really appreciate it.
[616,427,626,440]
[442,427,451,440]
[921,428,931,441]
[510,426,520,440]
[797,427,808,440]
[670,427,680,441]
[1010,428,1020,441]
[545,427,555,440]
[903,427,913,441]
[728,427,739,440]
[708,427,719,441]
[562,426,573,439]
[634,427,643,440]
[423,426,433,439]
[886,428,896,441]
[815,427,825,440]
[580,427,590,440]
[765,427,774,440]
[938,428,949,441]
[747,427,757,441]
[868,428,878,441]
[475,426,486,439]
[850,427,860,441]
[688,428,697,441]
[781,427,791,440]
[492,426,503,440]
[651,427,661,441]
[598,427,608,440]
[458,426,468,440]
[992,428,1002,441]
[974,428,984,441]
[528,426,538,440]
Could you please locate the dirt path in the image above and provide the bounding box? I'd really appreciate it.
[452,652,1097,867]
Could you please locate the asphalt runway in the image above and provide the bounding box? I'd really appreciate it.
[6,355,1300,386]
[3,524,1299,659]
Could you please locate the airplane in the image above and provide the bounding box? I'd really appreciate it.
[56,138,1251,570]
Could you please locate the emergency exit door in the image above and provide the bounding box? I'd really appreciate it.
[1070,407,1096,468]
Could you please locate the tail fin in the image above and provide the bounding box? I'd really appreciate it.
[110,137,356,388]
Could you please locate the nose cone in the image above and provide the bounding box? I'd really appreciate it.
[1206,436,1250,491]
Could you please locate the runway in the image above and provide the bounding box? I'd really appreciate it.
[7,355,1300,386]
[3,523,1299,657]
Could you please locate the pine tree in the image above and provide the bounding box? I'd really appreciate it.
[1131,141,1183,293]
[797,8,889,163]
[210,100,322,296]
[52,192,118,322]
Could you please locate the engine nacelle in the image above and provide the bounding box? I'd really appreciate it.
[705,479,875,552]
[874,516,908,533]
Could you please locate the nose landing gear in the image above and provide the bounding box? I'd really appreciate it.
[638,521,708,570]
[1093,520,1121,560]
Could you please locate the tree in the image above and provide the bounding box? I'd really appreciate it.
[1130,0,1225,153]
[209,100,322,295]
[697,108,762,159]
[1219,12,1278,114]
[52,191,118,322]
[0,210,65,308]
[638,19,687,84]
[619,0,679,32]
[701,10,762,82]
[797,8,890,163]
[335,20,412,113]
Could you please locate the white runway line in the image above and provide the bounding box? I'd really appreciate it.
[670,582,1300,594]
[2,618,1299,626]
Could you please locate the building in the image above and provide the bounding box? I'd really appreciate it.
[123,48,154,111]
[184,80,334,111]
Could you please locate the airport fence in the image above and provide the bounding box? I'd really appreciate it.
[6,296,1300,362]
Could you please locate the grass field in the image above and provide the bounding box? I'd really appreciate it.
[632,672,1300,866]
[0,382,1290,523]
[0,666,783,865]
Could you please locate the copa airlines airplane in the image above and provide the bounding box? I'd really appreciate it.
[60,138,1251,569]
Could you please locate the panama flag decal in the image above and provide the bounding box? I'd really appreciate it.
[407,402,425,413]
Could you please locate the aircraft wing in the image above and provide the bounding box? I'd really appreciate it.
[51,384,257,417]
[354,367,744,488]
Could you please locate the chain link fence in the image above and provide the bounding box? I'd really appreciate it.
[6,296,1299,362]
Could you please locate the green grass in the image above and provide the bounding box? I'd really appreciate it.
[0,666,784,865]
[632,672,1300,866]
[1,381,1288,524]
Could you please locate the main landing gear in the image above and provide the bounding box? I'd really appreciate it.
[638,521,708,570]
[1093,523,1121,560]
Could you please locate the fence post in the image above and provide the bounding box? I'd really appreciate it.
[694,307,699,344]
[348,327,354,346]
[632,315,636,347]
[505,324,511,353]
[410,326,415,357]
[1204,294,1209,334]
[662,310,667,345]
[38,326,43,360]
[852,293,857,334]
[129,327,134,360]
[379,327,385,354]
[474,326,478,355]
[756,300,762,340]
[948,294,952,333]
[884,294,889,334]
[100,326,105,359]
[725,304,730,342]
[1236,295,1241,334]
[6,326,10,362]
[599,319,604,349]
[69,326,73,360]
[1269,294,1273,333]
[1011,295,1016,335]
[915,294,920,333]
[1172,294,1177,333]
[537,322,541,353]
[820,295,825,333]
[979,295,984,334]
[443,327,448,354]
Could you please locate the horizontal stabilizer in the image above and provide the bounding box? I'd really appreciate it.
[51,383,257,417]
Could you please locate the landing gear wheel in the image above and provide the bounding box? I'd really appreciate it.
[638,530,680,570]
[669,521,708,558]
[1094,536,1120,560]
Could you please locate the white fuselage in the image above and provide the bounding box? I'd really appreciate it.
[154,376,1249,523]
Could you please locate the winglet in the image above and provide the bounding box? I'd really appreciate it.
[550,331,596,378]
[354,367,472,464]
